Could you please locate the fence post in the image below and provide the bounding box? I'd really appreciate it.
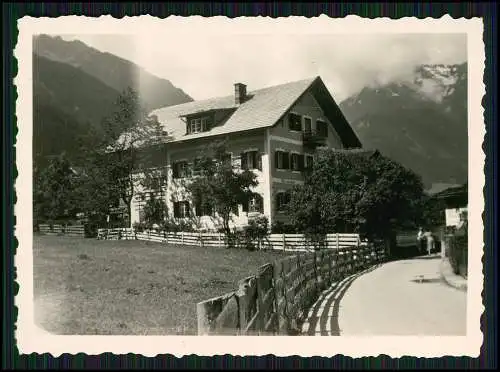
[440,229,446,259]
[236,282,248,335]
[336,233,339,249]
[282,234,286,251]
[218,233,222,248]
[199,232,203,247]
[196,301,211,335]
[181,231,184,245]
[256,273,265,334]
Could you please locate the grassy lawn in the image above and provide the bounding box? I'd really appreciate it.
[34,235,291,335]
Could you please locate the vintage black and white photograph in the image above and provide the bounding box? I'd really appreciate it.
[15,15,484,357]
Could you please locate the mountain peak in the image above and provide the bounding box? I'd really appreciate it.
[339,62,468,188]
[33,34,193,110]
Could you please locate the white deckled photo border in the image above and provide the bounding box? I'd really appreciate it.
[14,15,485,358]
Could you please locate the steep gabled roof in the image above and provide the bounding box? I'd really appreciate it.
[148,76,361,148]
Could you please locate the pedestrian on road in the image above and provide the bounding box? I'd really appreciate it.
[423,229,435,255]
[417,227,425,254]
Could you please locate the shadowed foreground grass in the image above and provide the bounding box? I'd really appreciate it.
[34,235,291,335]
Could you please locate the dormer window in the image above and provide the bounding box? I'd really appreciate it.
[187,115,213,134]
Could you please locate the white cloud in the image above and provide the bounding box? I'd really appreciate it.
[62,32,466,102]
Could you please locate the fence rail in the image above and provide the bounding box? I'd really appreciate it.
[196,243,386,335]
[38,224,85,238]
[97,228,367,252]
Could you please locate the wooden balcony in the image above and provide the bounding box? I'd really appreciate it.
[302,130,327,148]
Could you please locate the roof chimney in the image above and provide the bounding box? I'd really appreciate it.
[234,83,247,104]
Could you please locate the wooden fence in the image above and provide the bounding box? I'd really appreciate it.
[196,243,386,335]
[266,233,366,251]
[38,224,85,238]
[97,228,227,247]
[396,232,418,248]
[97,228,366,251]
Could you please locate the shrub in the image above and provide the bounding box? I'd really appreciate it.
[447,217,468,277]
[133,221,146,232]
[158,218,195,233]
[243,216,269,251]
[271,221,297,234]
[84,223,98,238]
[448,234,467,277]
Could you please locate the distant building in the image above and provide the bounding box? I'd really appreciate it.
[123,76,362,230]
[432,184,468,227]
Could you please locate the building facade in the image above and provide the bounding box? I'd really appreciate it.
[127,76,362,230]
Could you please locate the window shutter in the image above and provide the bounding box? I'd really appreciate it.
[172,163,179,178]
[195,199,201,217]
[299,154,305,171]
[275,151,280,169]
[241,152,247,170]
[242,199,249,213]
[283,152,290,169]
[173,202,180,218]
[204,116,212,131]
[206,203,213,217]
[186,123,191,135]
[184,201,190,217]
[257,195,263,213]
[256,152,262,170]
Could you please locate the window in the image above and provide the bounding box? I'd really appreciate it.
[242,194,264,214]
[187,116,212,134]
[316,120,328,137]
[148,177,162,191]
[222,153,232,166]
[288,113,302,131]
[275,151,290,170]
[173,201,190,218]
[232,204,239,216]
[304,117,312,133]
[192,157,203,177]
[241,151,262,170]
[276,192,291,212]
[195,199,213,217]
[291,153,304,172]
[138,209,145,223]
[305,155,314,170]
[172,161,189,178]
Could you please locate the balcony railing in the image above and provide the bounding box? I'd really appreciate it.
[302,130,327,148]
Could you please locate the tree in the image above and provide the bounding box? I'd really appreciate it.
[419,195,446,228]
[186,140,259,247]
[33,153,81,225]
[143,193,168,229]
[78,88,170,227]
[288,148,425,248]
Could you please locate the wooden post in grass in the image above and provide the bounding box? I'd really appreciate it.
[181,231,184,245]
[199,232,202,247]
[218,233,222,248]
[236,282,248,335]
[282,234,286,251]
[196,301,211,335]
[336,233,339,250]
[256,272,265,334]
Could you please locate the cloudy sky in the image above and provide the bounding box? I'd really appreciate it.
[62,32,466,102]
